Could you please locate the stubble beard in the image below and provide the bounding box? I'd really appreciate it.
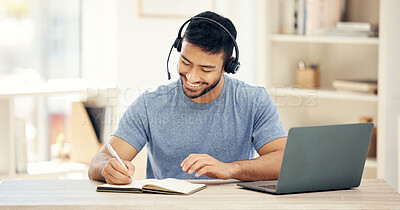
[181,74,223,99]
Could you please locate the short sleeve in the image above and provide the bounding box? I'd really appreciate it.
[112,94,149,152]
[252,88,287,151]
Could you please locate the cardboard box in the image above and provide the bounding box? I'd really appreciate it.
[69,102,103,165]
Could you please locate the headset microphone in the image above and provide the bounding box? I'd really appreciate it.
[166,45,174,80]
[166,16,240,80]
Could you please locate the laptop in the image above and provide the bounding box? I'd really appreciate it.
[238,123,374,194]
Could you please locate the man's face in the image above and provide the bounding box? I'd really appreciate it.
[178,41,225,102]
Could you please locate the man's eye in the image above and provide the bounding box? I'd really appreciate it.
[182,60,189,65]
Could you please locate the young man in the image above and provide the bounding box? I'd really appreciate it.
[89,11,287,184]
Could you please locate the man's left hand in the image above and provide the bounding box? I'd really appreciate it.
[180,154,236,179]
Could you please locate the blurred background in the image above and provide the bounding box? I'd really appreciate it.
[0,0,399,191]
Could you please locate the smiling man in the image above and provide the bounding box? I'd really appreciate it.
[88,11,287,184]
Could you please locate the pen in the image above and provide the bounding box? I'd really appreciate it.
[107,141,134,180]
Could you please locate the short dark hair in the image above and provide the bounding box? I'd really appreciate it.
[183,11,237,64]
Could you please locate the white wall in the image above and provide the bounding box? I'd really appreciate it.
[116,0,183,91]
[378,0,400,191]
[81,0,119,83]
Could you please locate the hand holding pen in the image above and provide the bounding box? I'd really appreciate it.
[102,141,135,184]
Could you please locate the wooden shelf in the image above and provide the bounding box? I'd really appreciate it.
[271,34,380,45]
[268,86,378,102]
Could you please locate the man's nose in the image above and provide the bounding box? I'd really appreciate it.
[186,69,201,83]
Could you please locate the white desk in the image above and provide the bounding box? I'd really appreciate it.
[0,79,116,176]
[0,179,399,209]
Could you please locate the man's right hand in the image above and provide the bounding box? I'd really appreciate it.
[88,136,139,184]
[101,158,135,185]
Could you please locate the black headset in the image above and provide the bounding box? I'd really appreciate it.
[166,16,240,80]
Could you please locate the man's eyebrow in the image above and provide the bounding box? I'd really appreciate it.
[181,55,216,69]
[181,55,192,63]
[200,64,216,69]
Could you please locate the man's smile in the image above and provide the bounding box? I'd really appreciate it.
[182,76,207,92]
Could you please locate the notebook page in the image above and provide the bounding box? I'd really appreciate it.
[142,178,206,194]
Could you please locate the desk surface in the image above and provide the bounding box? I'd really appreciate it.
[0,179,399,209]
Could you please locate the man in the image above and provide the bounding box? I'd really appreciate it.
[88,11,287,185]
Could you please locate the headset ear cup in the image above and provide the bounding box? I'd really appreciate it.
[173,38,182,52]
[233,61,240,74]
[225,58,235,74]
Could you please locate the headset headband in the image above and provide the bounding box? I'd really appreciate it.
[177,17,239,62]
[166,16,240,80]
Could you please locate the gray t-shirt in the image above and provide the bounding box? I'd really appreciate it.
[112,75,287,179]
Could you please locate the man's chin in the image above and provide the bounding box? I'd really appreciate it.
[183,89,202,99]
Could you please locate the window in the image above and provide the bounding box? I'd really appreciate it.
[0,0,81,168]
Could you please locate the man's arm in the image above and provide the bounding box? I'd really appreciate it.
[88,136,138,184]
[180,137,287,181]
[229,137,286,180]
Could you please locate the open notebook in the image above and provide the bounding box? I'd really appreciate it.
[97,178,206,195]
